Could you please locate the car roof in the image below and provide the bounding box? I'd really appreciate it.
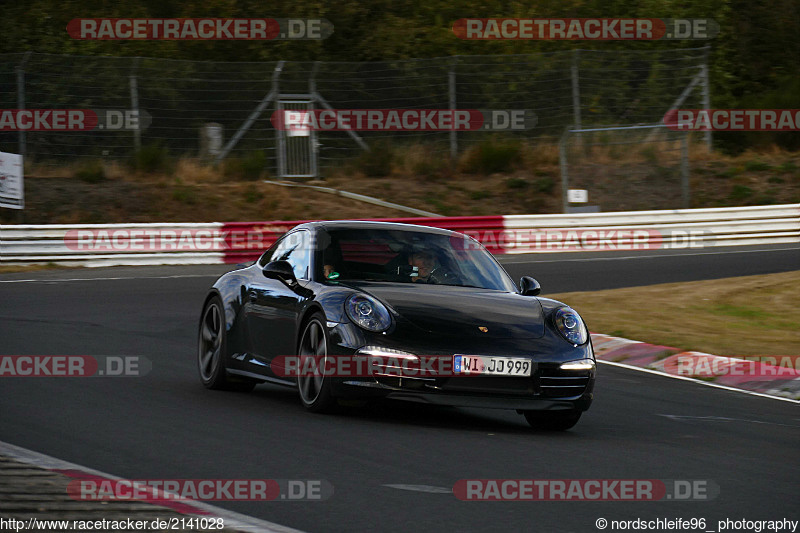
[293,220,458,236]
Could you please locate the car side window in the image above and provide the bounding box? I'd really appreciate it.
[258,241,279,267]
[264,231,311,280]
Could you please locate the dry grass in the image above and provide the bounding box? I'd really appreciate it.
[0,263,79,273]
[6,143,799,225]
[549,271,800,356]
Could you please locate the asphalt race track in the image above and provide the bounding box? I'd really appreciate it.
[1,244,798,532]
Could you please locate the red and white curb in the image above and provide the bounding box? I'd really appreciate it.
[592,333,800,402]
[0,440,305,533]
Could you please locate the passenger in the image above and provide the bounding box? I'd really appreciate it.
[323,264,339,279]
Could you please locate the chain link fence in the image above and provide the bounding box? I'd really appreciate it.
[560,124,691,212]
[0,48,709,177]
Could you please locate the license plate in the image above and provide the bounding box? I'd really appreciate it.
[454,355,532,377]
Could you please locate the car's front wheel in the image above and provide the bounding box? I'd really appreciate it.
[523,409,582,431]
[198,296,255,392]
[297,313,337,413]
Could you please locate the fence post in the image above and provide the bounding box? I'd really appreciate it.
[215,61,282,163]
[129,57,142,153]
[275,61,285,178]
[571,50,582,135]
[308,61,320,177]
[700,45,712,151]
[449,56,458,161]
[15,52,31,156]
[681,133,690,208]
[559,126,571,214]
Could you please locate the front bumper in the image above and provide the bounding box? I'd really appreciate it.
[327,322,596,412]
[384,391,592,411]
[331,363,595,412]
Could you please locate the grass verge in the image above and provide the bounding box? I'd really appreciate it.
[0,263,81,274]
[548,270,800,357]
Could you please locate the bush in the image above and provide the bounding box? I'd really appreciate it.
[469,189,492,200]
[133,143,172,174]
[244,184,264,203]
[744,160,772,171]
[240,151,268,180]
[223,151,269,181]
[462,138,523,174]
[716,76,800,153]
[730,185,753,200]
[73,160,106,183]
[534,177,555,194]
[353,140,394,177]
[505,177,528,189]
[716,167,741,179]
[171,180,197,204]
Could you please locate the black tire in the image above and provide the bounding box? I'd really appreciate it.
[523,410,582,431]
[197,295,256,392]
[297,313,338,413]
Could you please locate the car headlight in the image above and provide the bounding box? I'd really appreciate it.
[345,294,392,332]
[554,307,588,345]
[560,359,595,370]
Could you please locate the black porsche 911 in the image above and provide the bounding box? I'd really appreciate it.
[197,221,595,430]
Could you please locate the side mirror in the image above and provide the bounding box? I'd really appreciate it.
[519,276,541,296]
[263,260,297,284]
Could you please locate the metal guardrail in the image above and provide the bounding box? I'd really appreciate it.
[1,205,798,266]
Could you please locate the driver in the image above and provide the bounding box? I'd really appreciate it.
[408,250,437,283]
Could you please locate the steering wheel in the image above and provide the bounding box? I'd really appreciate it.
[426,268,460,284]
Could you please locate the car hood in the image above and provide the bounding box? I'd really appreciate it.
[354,283,545,339]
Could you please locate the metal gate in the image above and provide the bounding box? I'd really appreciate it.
[276,97,317,179]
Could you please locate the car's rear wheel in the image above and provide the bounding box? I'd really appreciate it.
[297,313,337,413]
[523,409,582,431]
[198,296,255,392]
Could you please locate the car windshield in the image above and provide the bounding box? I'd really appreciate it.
[316,228,517,291]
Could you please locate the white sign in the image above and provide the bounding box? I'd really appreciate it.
[285,110,311,137]
[567,189,588,203]
[0,151,24,209]
[204,123,223,156]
